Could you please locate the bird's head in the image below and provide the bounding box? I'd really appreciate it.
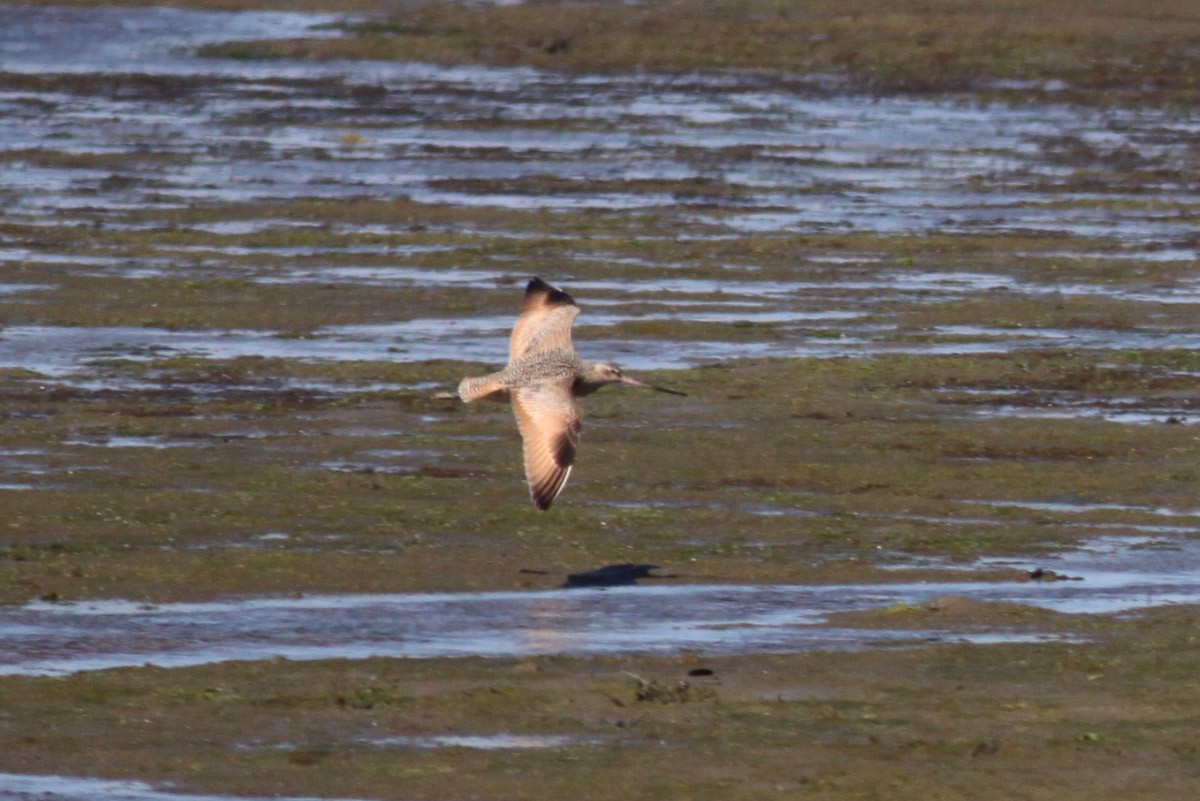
[577,362,687,396]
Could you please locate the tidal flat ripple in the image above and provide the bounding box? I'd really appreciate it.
[0,5,1198,378]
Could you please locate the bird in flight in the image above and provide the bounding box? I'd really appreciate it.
[458,277,685,510]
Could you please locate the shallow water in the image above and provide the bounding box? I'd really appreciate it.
[3,536,1196,677]
[7,317,1200,379]
[352,732,595,750]
[0,585,1053,676]
[0,772,373,801]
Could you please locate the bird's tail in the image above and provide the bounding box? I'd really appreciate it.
[457,373,509,402]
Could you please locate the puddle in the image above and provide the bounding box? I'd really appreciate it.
[0,772,375,801]
[355,733,594,750]
[869,511,1200,542]
[0,447,108,485]
[940,390,1197,426]
[63,436,199,449]
[250,265,499,287]
[398,733,587,749]
[239,731,600,755]
[321,446,450,475]
[0,282,55,295]
[962,402,1193,426]
[4,536,1199,677]
[965,498,1200,519]
[1020,248,1200,263]
[973,536,1200,612]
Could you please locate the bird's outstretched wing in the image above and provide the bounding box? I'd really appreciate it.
[512,380,582,510]
[509,277,580,364]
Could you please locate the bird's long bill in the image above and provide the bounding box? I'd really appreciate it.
[620,374,687,396]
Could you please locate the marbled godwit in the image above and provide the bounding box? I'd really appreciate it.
[458,277,685,511]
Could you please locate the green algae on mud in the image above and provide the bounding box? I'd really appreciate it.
[2,187,1197,607]
[2,349,1196,603]
[2,5,1199,800]
[3,605,1200,800]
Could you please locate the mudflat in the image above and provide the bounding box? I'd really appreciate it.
[1,2,1198,798]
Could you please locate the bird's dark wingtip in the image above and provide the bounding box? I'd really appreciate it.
[525,276,575,308]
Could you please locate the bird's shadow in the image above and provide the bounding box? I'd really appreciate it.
[561,563,675,589]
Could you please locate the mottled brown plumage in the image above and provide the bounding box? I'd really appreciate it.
[458,277,684,510]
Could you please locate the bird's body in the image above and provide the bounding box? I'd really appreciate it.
[458,277,683,510]
[458,348,618,402]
